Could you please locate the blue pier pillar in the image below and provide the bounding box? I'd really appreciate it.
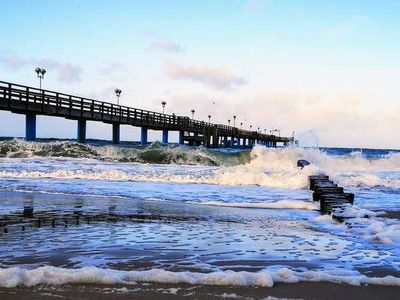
[162,129,168,144]
[223,136,228,147]
[237,137,241,147]
[112,123,120,144]
[179,131,184,145]
[243,138,246,147]
[25,114,36,141]
[230,137,235,147]
[141,127,148,145]
[77,119,87,143]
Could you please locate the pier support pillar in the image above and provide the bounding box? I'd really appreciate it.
[77,119,86,144]
[237,137,241,147]
[223,136,228,148]
[141,127,148,145]
[179,131,184,145]
[112,123,120,144]
[230,137,235,147]
[25,114,36,141]
[162,129,168,144]
[243,138,246,147]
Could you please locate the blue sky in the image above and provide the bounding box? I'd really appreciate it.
[1,0,399,148]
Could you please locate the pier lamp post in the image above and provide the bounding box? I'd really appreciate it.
[258,127,260,132]
[250,125,253,130]
[114,89,122,105]
[208,115,211,123]
[240,122,243,129]
[35,67,46,89]
[233,115,236,127]
[271,128,280,136]
[161,101,166,114]
[191,109,195,119]
[228,119,231,126]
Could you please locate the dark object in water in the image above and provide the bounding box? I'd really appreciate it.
[297,159,310,169]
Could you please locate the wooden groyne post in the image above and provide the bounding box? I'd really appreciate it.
[308,174,354,221]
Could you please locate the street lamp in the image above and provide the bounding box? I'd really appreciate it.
[114,89,122,105]
[240,122,243,129]
[208,115,211,123]
[250,125,253,130]
[161,101,166,114]
[258,127,260,132]
[228,119,231,126]
[191,109,195,119]
[233,115,236,127]
[35,67,46,89]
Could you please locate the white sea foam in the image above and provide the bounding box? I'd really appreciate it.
[313,205,400,244]
[0,266,399,288]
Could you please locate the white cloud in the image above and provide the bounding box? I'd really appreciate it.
[1,56,29,69]
[351,14,368,22]
[0,55,82,83]
[149,37,184,53]
[165,63,247,90]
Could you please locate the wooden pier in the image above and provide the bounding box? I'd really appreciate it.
[0,81,294,147]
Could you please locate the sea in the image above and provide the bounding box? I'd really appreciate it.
[0,138,399,289]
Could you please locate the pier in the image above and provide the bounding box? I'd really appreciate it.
[0,81,293,147]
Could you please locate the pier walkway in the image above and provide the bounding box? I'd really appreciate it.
[0,81,293,147]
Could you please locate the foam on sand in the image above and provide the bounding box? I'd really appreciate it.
[314,205,400,244]
[0,266,399,288]
[198,200,319,210]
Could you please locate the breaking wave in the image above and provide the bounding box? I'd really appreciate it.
[0,140,400,190]
[0,139,250,166]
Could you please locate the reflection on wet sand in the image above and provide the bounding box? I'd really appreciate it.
[1,191,399,278]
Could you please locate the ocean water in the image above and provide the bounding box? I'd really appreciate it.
[0,139,399,288]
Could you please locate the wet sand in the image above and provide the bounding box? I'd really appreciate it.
[0,281,399,300]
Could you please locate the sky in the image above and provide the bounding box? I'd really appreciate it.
[0,0,399,148]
